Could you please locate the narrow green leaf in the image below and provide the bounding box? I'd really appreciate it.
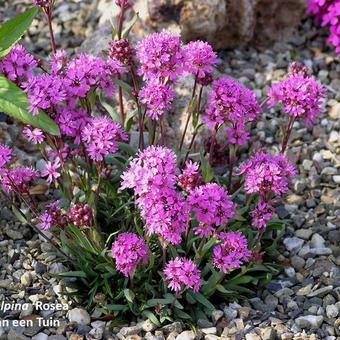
[0,7,39,58]
[123,288,135,303]
[142,310,160,327]
[191,292,215,311]
[0,76,60,135]
[122,13,139,39]
[56,271,87,278]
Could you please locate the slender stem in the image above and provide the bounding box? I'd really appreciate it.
[162,245,167,267]
[281,116,295,154]
[45,8,56,54]
[117,7,126,39]
[183,86,204,163]
[208,126,218,166]
[228,144,236,192]
[118,78,125,125]
[151,120,157,145]
[160,119,165,145]
[179,74,198,151]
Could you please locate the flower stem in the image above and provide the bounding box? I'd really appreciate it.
[179,74,198,151]
[228,144,236,192]
[208,126,218,166]
[281,116,295,154]
[45,8,56,54]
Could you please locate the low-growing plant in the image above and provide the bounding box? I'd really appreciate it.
[0,0,326,326]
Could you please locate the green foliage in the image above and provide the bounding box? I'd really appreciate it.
[0,76,60,135]
[0,7,38,58]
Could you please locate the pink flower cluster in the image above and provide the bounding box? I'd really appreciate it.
[212,232,251,273]
[37,201,64,230]
[81,117,128,162]
[268,63,325,126]
[68,204,94,228]
[239,151,296,230]
[204,77,261,146]
[307,0,340,54]
[23,126,45,144]
[139,82,175,120]
[177,161,202,192]
[188,183,236,237]
[163,257,201,293]
[0,166,38,194]
[0,45,37,85]
[0,145,13,167]
[121,146,189,244]
[111,232,148,277]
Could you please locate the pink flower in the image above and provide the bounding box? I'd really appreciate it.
[268,63,325,125]
[0,145,13,167]
[37,201,64,230]
[188,183,236,237]
[41,159,61,184]
[68,204,93,228]
[50,50,68,75]
[121,146,177,195]
[115,0,131,9]
[0,167,37,193]
[0,45,37,85]
[111,232,148,277]
[136,31,184,82]
[251,200,274,231]
[212,232,251,273]
[183,40,217,79]
[178,161,202,192]
[204,77,260,145]
[108,39,133,66]
[23,126,45,144]
[137,188,189,245]
[164,257,201,293]
[23,74,66,115]
[239,151,296,197]
[32,0,51,7]
[81,117,127,162]
[139,82,175,120]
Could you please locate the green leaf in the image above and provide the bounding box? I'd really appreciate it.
[123,289,135,303]
[122,13,139,39]
[0,7,39,58]
[191,292,215,311]
[173,307,192,320]
[56,271,88,278]
[106,304,129,312]
[145,298,174,307]
[0,76,60,135]
[142,310,160,327]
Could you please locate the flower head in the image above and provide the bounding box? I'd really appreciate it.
[251,200,274,231]
[188,183,236,237]
[37,201,64,230]
[177,161,202,192]
[164,257,201,293]
[109,39,133,66]
[0,145,13,167]
[115,0,131,9]
[81,117,127,162]
[32,0,51,8]
[268,63,325,125]
[0,167,37,193]
[139,82,175,120]
[23,126,45,144]
[136,31,184,82]
[0,45,37,85]
[50,50,68,75]
[183,40,217,79]
[239,151,296,197]
[41,159,61,184]
[121,145,177,195]
[68,204,93,228]
[212,232,251,273]
[111,232,148,277]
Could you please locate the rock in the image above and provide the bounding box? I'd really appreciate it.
[35,262,48,275]
[21,271,32,287]
[144,0,306,50]
[49,262,68,274]
[310,234,326,248]
[5,229,23,240]
[142,319,157,332]
[176,330,195,340]
[283,237,304,253]
[0,278,12,288]
[295,315,324,329]
[260,327,276,340]
[7,329,29,340]
[162,322,183,334]
[295,229,313,240]
[307,286,333,297]
[245,334,261,340]
[204,335,219,340]
[223,306,238,320]
[326,305,339,319]
[120,325,142,336]
[329,102,340,119]
[32,333,48,340]
[211,310,224,324]
[201,328,216,335]
[291,255,305,270]
[67,308,91,325]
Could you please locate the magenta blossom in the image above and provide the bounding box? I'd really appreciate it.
[164,257,201,293]
[0,45,37,85]
[183,40,217,79]
[137,188,189,245]
[37,201,64,230]
[81,117,127,162]
[111,232,148,277]
[136,31,184,82]
[239,151,296,198]
[177,161,202,192]
[23,126,45,144]
[251,200,274,231]
[267,63,325,126]
[188,183,236,237]
[0,145,13,167]
[115,0,131,9]
[50,50,68,75]
[139,82,175,120]
[213,232,251,273]
[68,204,93,228]
[121,146,177,195]
[0,167,37,193]
[41,159,61,184]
